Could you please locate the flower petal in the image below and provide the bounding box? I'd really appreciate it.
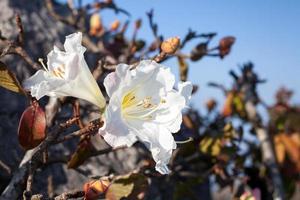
[126,119,176,174]
[64,32,86,54]
[99,100,137,147]
[103,64,130,98]
[23,70,65,99]
[47,49,79,80]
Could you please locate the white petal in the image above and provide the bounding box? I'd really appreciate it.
[103,72,120,98]
[64,32,86,54]
[56,57,106,108]
[103,63,130,98]
[126,119,176,174]
[47,49,79,80]
[23,70,65,99]
[151,91,185,132]
[178,81,193,104]
[99,103,137,147]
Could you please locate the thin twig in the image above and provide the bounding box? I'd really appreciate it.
[54,190,85,200]
[15,13,24,46]
[0,160,11,175]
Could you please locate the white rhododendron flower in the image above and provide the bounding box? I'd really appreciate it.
[99,60,193,174]
[23,32,106,109]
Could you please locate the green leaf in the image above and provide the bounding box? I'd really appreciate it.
[0,61,24,94]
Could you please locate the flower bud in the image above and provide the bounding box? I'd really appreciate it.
[110,20,120,31]
[161,37,180,54]
[135,19,142,29]
[89,14,103,36]
[206,98,217,112]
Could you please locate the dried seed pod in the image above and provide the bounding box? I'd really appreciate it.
[219,36,235,58]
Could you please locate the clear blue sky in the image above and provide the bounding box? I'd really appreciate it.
[60,0,300,110]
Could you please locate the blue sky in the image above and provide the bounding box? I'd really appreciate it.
[60,0,300,111]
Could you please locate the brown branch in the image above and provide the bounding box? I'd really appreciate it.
[245,102,285,200]
[45,0,76,27]
[0,33,41,70]
[54,190,84,200]
[15,14,24,46]
[153,51,167,63]
[0,160,11,175]
[85,1,130,16]
[0,117,99,200]
[55,119,103,144]
[92,60,104,80]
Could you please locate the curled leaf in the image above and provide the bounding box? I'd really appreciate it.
[0,61,24,94]
[274,134,286,164]
[222,92,234,117]
[177,56,188,81]
[106,173,148,200]
[18,101,46,150]
[199,137,221,157]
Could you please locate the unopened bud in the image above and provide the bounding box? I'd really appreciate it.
[135,19,142,29]
[161,37,180,54]
[110,20,120,31]
[89,13,102,36]
[206,99,217,112]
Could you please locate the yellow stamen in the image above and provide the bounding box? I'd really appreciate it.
[122,91,136,110]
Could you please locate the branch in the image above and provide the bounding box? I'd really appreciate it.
[54,190,84,200]
[245,102,285,200]
[0,15,40,70]
[86,1,130,17]
[0,118,101,200]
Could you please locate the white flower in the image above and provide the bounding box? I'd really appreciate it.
[23,32,106,110]
[99,60,193,174]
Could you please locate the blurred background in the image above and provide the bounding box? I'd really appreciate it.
[0,0,299,199]
[57,0,300,109]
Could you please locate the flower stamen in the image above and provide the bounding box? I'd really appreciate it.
[38,58,48,72]
[52,64,65,78]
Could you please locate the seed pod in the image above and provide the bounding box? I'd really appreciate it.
[219,36,235,58]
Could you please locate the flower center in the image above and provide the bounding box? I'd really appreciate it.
[51,64,65,78]
[39,58,66,79]
[121,90,166,121]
